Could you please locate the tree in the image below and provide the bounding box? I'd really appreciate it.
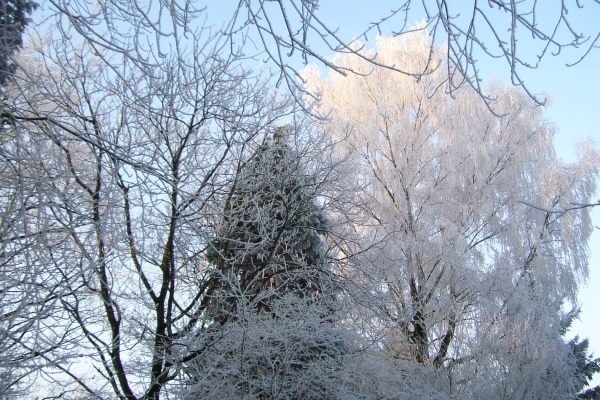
[0,0,362,396]
[0,1,47,397]
[182,125,351,399]
[3,15,352,396]
[572,337,600,399]
[0,0,37,85]
[205,126,331,321]
[561,310,600,399]
[2,0,599,398]
[0,128,59,397]
[303,32,600,398]
[4,9,305,398]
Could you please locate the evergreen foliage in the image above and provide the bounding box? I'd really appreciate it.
[206,125,332,324]
[0,0,37,85]
[183,126,348,399]
[561,311,600,399]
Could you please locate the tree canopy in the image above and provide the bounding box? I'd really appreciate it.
[303,32,600,398]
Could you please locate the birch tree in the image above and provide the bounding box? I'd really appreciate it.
[303,32,600,398]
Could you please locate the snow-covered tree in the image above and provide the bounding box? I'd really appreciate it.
[4,13,302,399]
[0,2,48,395]
[304,32,600,398]
[182,124,351,399]
[561,310,600,399]
[205,125,332,324]
[0,122,55,397]
[0,0,37,85]
[1,0,599,397]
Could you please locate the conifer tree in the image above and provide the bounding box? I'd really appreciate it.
[0,0,37,85]
[182,125,349,399]
[206,125,332,325]
[561,311,600,399]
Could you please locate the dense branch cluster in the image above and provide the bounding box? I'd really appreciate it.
[240,0,600,109]
[0,1,599,399]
